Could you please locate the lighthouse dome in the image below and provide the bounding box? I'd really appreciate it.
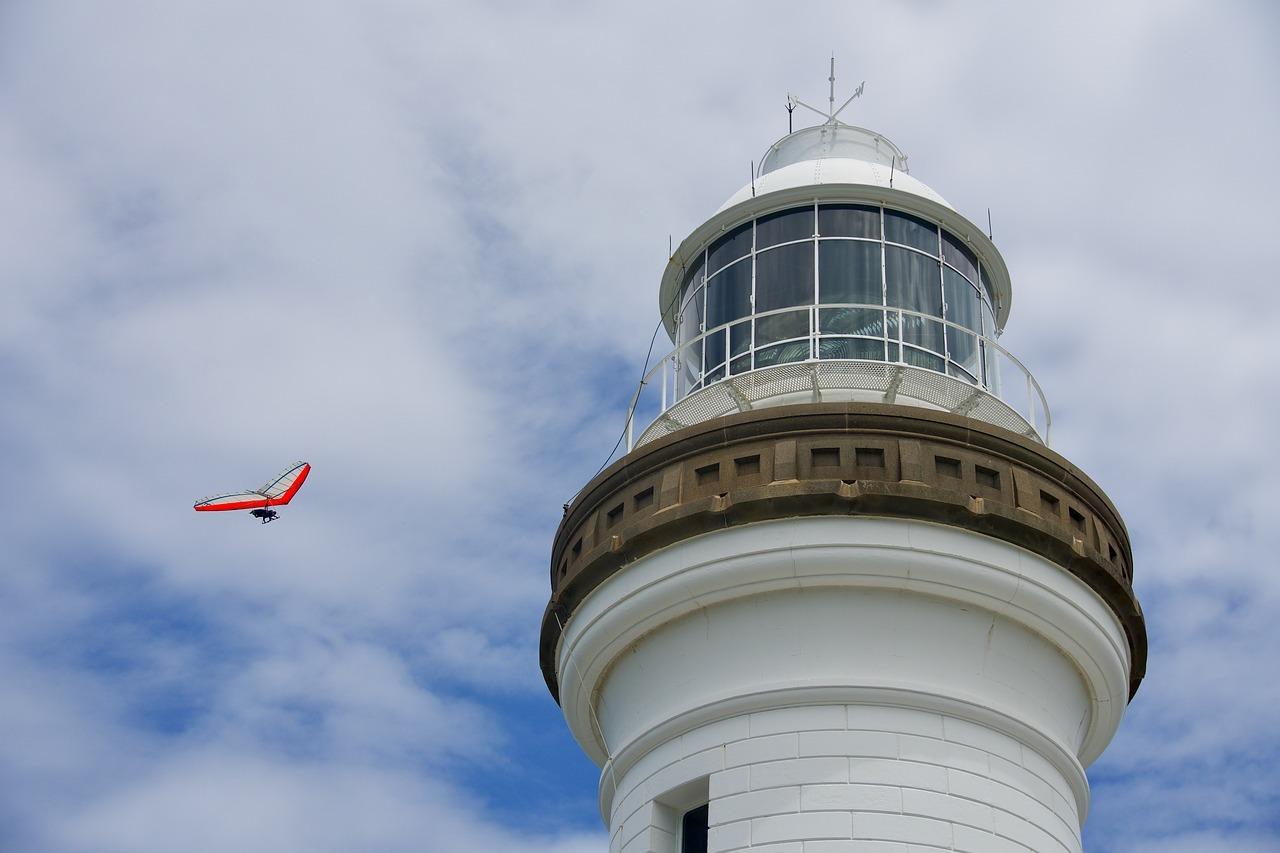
[718,123,951,213]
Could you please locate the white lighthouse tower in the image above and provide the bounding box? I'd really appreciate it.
[541,79,1145,853]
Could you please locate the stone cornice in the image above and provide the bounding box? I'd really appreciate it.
[542,404,1145,702]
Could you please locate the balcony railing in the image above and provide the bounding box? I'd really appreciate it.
[621,303,1051,452]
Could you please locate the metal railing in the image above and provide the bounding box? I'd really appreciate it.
[621,303,1051,451]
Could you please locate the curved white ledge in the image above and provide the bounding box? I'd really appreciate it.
[557,517,1131,785]
[597,685,1093,826]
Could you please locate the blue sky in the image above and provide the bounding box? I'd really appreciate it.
[0,2,1277,851]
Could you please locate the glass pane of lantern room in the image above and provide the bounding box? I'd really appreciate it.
[885,246,943,319]
[708,222,752,273]
[884,210,939,255]
[678,284,704,347]
[677,340,702,397]
[729,319,751,357]
[681,255,705,307]
[947,325,980,379]
[902,315,945,358]
[755,309,809,346]
[943,268,980,332]
[941,230,978,283]
[755,243,815,312]
[903,345,945,373]
[819,240,881,307]
[818,203,881,239]
[704,329,727,370]
[706,260,752,329]
[979,264,999,316]
[756,206,814,249]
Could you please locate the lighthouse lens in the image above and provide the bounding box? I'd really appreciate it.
[819,337,886,360]
[820,306,885,336]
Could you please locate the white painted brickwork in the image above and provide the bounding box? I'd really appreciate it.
[561,520,1132,853]
[607,704,1081,853]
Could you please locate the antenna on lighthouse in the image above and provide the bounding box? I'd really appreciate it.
[828,55,836,117]
[831,80,866,122]
[788,59,866,126]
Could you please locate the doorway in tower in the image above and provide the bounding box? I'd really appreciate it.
[680,803,708,853]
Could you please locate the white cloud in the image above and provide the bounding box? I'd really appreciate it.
[52,750,601,853]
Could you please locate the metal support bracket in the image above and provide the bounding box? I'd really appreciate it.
[883,365,905,405]
[725,378,754,413]
[951,387,985,418]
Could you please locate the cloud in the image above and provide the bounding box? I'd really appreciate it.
[51,750,601,853]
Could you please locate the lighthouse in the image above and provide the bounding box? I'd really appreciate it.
[541,80,1146,853]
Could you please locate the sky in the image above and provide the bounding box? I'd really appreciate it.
[0,1,1277,851]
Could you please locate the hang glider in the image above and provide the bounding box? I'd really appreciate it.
[193,461,311,523]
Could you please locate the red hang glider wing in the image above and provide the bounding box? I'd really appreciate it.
[193,490,272,512]
[193,461,311,512]
[257,461,310,505]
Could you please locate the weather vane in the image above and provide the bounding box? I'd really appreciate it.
[787,56,864,128]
